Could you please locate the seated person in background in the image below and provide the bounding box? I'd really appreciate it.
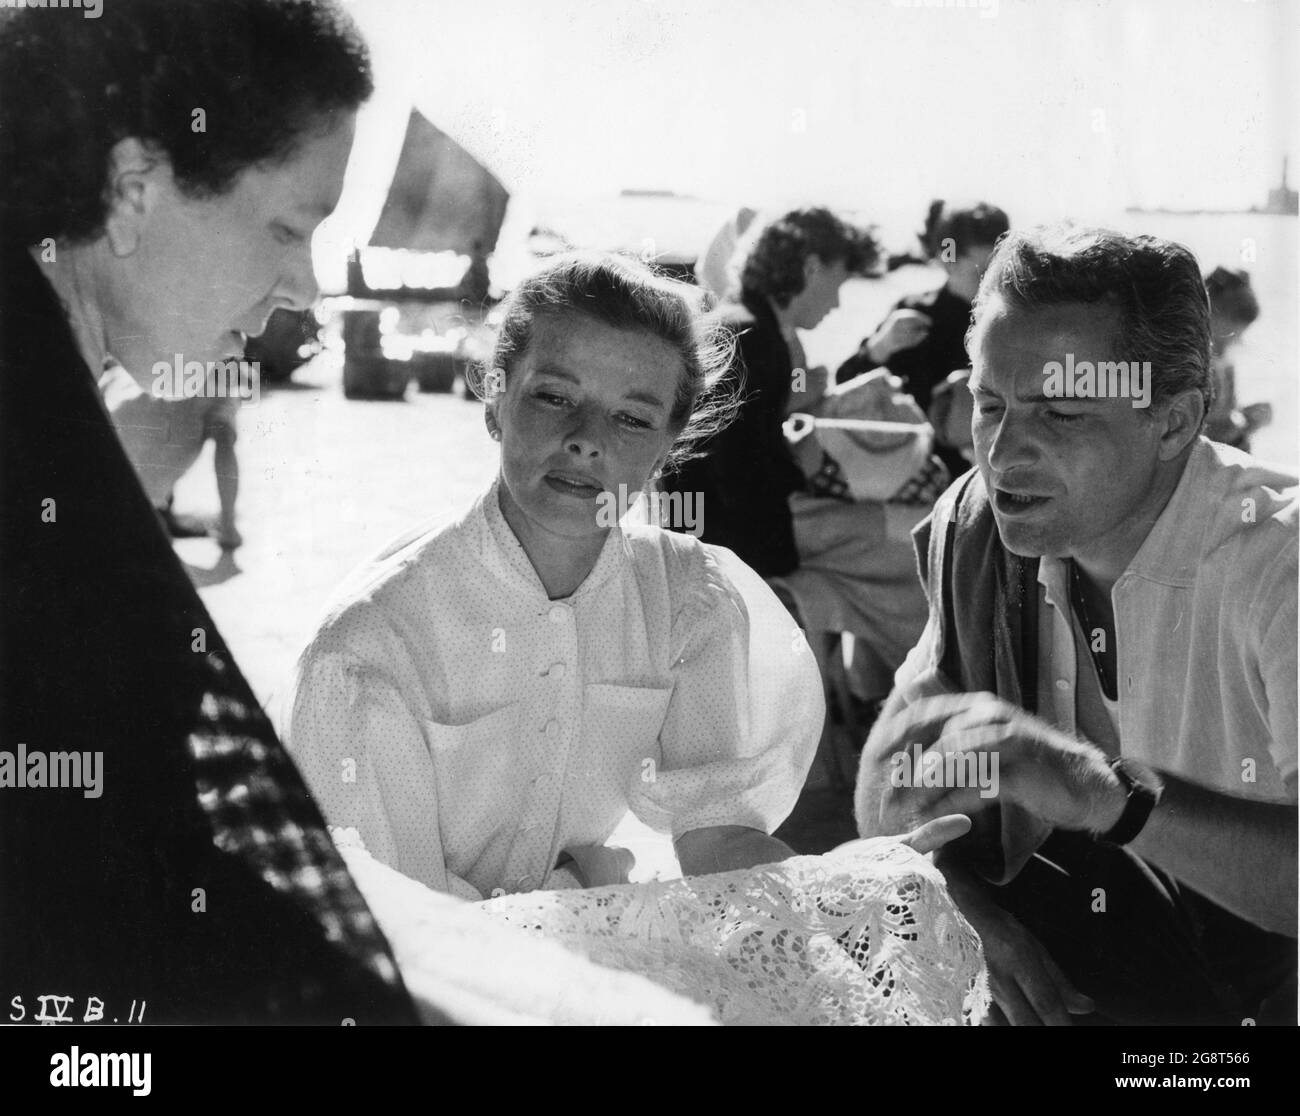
[287,252,826,899]
[855,225,1297,1025]
[662,207,878,579]
[777,366,945,738]
[99,357,244,549]
[1203,265,1272,451]
[695,204,759,303]
[837,199,1010,477]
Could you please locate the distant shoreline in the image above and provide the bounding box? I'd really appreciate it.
[1126,207,1297,218]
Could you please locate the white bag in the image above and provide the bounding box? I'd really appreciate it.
[786,370,933,502]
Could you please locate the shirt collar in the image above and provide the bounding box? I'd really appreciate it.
[1036,554,1071,610]
[1121,439,1212,587]
[478,474,627,603]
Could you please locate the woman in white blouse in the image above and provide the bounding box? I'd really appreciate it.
[286,252,828,899]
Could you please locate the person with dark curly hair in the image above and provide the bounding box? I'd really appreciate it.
[663,207,879,579]
[0,0,427,1024]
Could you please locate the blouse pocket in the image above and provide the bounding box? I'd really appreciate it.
[422,701,524,837]
[576,683,673,830]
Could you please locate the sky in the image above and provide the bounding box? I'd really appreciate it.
[315,0,1298,262]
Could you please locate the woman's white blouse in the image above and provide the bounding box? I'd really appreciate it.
[285,480,824,901]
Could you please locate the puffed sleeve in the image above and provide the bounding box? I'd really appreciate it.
[285,633,484,901]
[628,543,824,837]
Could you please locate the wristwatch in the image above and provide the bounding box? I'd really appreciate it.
[1100,757,1161,846]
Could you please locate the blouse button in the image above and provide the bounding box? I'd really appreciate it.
[549,663,566,680]
[1055,679,1071,692]
[544,719,561,741]
[548,604,568,623]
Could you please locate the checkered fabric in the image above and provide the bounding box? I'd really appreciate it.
[888,453,952,507]
[807,448,950,507]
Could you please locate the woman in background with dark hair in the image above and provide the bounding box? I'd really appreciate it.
[664,207,879,579]
[0,0,422,1024]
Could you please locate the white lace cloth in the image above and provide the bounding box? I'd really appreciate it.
[336,833,715,1025]
[479,838,990,1026]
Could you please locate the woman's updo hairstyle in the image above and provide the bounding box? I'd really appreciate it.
[471,251,738,470]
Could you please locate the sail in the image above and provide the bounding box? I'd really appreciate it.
[367,109,510,254]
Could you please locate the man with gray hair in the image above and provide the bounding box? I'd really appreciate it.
[855,225,1297,1025]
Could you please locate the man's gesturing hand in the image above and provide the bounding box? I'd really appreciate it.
[877,692,1127,833]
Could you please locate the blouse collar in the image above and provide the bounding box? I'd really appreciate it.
[478,474,628,604]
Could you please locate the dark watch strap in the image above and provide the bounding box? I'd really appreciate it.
[1101,757,1160,846]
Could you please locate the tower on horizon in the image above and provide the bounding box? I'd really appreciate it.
[1265,156,1299,215]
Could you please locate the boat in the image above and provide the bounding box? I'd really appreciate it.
[340,108,509,399]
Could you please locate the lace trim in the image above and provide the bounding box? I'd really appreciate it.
[480,838,989,1025]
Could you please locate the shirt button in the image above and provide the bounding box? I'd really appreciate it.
[1055,679,1071,691]
[549,663,566,680]
[544,719,560,741]
[549,604,568,623]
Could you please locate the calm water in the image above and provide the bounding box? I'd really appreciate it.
[804,212,1297,468]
